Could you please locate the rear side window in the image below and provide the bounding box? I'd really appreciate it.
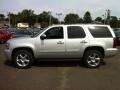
[88,26,112,38]
[67,26,85,38]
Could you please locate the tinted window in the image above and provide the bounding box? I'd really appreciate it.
[113,28,120,37]
[45,27,63,39]
[88,26,112,38]
[67,26,85,38]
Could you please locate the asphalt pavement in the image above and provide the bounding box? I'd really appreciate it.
[0,44,120,90]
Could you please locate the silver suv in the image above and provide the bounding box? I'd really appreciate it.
[4,24,118,68]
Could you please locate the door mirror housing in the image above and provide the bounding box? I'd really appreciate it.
[40,34,46,40]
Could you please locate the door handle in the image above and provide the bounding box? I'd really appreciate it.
[80,40,88,43]
[57,41,64,44]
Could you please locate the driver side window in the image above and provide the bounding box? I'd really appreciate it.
[45,27,63,39]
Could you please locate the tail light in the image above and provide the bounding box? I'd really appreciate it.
[113,38,117,48]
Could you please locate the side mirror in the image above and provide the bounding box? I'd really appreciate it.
[40,34,46,40]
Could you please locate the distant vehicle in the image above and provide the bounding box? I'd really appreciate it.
[12,29,32,38]
[113,28,120,46]
[4,24,117,69]
[8,28,17,34]
[30,29,41,35]
[0,29,13,43]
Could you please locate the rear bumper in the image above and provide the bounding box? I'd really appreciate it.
[4,49,12,61]
[105,48,118,56]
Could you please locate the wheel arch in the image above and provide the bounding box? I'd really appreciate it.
[12,47,35,60]
[83,46,105,58]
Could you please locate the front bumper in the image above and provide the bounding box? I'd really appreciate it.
[4,49,12,61]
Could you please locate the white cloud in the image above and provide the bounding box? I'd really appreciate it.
[0,0,120,18]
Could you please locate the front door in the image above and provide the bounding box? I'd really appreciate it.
[38,26,66,58]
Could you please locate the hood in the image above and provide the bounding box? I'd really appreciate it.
[8,36,33,43]
[12,35,31,38]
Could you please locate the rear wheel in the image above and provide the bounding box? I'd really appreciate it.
[13,50,34,69]
[83,50,103,68]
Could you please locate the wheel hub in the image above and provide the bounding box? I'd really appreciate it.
[87,53,100,67]
[16,53,30,67]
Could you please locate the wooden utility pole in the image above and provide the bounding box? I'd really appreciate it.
[106,9,111,25]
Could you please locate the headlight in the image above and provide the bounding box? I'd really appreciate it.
[6,43,10,49]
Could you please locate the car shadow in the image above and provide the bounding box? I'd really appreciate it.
[34,59,106,67]
[4,60,16,68]
[34,60,84,67]
[4,59,85,68]
[4,59,106,68]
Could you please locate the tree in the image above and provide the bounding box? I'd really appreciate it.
[117,19,120,28]
[38,11,50,23]
[0,14,5,22]
[52,17,59,24]
[9,13,18,27]
[110,16,119,28]
[38,11,58,28]
[95,17,103,23]
[4,10,58,28]
[78,18,84,23]
[17,9,36,27]
[64,13,80,24]
[83,11,92,23]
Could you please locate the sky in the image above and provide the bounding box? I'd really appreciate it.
[0,0,120,20]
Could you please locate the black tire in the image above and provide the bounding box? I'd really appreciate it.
[83,50,103,68]
[13,50,34,69]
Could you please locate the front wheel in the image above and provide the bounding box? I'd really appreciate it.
[13,50,34,69]
[83,50,103,68]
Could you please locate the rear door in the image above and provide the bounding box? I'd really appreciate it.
[65,25,89,58]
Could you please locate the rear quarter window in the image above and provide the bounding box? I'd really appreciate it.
[88,26,112,38]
